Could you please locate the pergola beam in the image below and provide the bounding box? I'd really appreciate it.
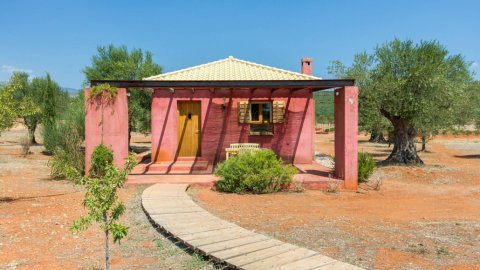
[90,79,355,91]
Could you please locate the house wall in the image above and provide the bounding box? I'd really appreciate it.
[151,88,315,165]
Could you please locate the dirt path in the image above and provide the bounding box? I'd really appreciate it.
[0,126,215,270]
[189,133,480,270]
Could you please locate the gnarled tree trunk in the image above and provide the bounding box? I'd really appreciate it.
[29,127,37,145]
[381,110,423,165]
[26,124,37,145]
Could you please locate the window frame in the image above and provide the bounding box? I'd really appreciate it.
[249,101,272,124]
[249,101,274,135]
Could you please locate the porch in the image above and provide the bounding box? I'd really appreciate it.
[126,161,338,190]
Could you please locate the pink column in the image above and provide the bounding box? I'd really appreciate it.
[84,88,129,173]
[334,86,359,190]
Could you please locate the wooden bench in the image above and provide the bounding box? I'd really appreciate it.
[225,143,260,159]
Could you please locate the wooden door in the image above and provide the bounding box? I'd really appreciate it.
[177,102,201,157]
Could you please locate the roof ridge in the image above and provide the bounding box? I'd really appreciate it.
[229,57,320,80]
[144,56,322,81]
[144,57,231,80]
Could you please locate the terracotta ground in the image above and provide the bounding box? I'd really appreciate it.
[189,133,480,270]
[0,125,215,270]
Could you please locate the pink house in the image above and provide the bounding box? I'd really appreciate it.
[85,56,359,189]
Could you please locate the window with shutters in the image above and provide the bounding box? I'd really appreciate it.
[249,102,273,135]
[237,100,285,135]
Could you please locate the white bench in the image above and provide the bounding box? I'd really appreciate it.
[225,143,260,159]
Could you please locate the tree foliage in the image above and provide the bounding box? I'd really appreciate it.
[0,72,67,144]
[314,91,334,124]
[82,45,162,145]
[0,72,41,135]
[68,144,136,270]
[329,53,391,141]
[468,81,480,129]
[330,39,473,165]
[0,81,19,133]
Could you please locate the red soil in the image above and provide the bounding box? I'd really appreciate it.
[190,133,480,270]
[0,127,209,269]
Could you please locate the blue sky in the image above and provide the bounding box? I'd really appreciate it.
[1,0,479,88]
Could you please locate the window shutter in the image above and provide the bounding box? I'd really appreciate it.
[237,101,250,123]
[272,100,285,123]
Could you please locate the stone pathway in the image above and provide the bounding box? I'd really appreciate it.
[142,184,363,270]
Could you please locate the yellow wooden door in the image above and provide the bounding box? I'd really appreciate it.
[177,102,201,157]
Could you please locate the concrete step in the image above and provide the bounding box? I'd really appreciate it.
[131,158,212,175]
[126,174,218,187]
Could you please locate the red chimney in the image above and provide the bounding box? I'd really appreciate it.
[301,58,312,76]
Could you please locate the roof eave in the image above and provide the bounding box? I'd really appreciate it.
[90,79,355,91]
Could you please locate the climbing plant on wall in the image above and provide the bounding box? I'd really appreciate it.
[89,83,118,101]
[89,83,118,143]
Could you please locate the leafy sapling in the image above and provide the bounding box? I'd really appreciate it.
[68,144,136,270]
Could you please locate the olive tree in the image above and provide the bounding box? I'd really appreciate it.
[374,39,472,164]
[331,39,473,165]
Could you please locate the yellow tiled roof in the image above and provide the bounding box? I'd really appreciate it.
[144,56,320,81]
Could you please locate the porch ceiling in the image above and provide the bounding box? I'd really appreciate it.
[90,79,355,92]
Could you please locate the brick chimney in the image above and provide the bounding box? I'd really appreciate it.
[301,58,312,76]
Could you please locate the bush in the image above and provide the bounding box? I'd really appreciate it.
[42,121,60,154]
[358,151,375,183]
[47,92,85,178]
[215,150,297,194]
[88,144,113,177]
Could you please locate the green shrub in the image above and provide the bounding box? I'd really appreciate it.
[215,149,297,194]
[88,144,113,177]
[47,92,85,178]
[358,151,375,183]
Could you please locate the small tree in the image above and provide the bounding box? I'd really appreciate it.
[0,73,41,135]
[40,73,69,152]
[68,144,136,270]
[2,72,67,144]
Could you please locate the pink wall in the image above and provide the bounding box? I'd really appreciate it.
[334,86,359,190]
[84,88,129,172]
[151,88,315,164]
